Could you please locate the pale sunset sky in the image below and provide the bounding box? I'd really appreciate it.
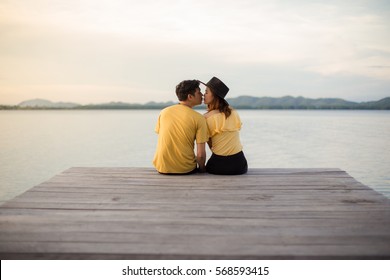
[1,0,389,105]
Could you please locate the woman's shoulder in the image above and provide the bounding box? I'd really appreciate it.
[230,107,239,115]
[204,109,221,119]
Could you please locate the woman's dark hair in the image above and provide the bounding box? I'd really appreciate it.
[176,80,200,101]
[207,92,231,118]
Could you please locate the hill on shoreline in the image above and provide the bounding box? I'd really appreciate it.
[1,96,390,110]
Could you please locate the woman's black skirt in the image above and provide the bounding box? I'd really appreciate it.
[206,151,248,175]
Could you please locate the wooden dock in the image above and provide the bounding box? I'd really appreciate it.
[0,167,390,259]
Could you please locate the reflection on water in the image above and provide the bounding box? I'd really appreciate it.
[1,109,389,203]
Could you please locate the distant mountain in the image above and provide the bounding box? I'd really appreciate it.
[80,101,144,109]
[3,96,390,110]
[18,99,80,108]
[233,96,390,109]
[80,101,176,109]
[226,95,364,109]
[357,97,390,110]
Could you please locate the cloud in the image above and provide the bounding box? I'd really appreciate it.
[1,0,389,104]
[0,20,220,103]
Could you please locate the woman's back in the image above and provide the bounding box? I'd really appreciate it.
[205,109,243,156]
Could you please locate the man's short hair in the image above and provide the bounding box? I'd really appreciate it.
[176,80,200,101]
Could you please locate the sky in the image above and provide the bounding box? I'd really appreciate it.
[1,0,390,105]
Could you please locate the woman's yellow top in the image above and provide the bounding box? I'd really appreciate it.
[205,109,243,156]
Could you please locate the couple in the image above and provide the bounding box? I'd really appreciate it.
[153,77,248,175]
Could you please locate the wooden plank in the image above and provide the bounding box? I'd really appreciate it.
[0,167,389,259]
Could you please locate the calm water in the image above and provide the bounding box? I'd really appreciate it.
[1,109,389,203]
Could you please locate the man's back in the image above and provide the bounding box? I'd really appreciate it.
[153,104,208,174]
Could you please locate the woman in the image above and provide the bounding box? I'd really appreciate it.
[200,77,248,175]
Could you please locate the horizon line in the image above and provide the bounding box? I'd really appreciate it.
[3,95,390,106]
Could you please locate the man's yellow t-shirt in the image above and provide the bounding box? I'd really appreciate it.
[153,104,209,174]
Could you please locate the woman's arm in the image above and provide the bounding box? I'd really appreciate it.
[207,138,212,149]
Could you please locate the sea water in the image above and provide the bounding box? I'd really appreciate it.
[1,109,389,203]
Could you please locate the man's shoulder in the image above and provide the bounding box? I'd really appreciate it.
[163,104,179,110]
[160,104,179,114]
[191,109,207,120]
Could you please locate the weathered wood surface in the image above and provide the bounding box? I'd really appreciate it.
[0,167,389,259]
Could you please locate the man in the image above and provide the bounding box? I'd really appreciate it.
[153,80,209,174]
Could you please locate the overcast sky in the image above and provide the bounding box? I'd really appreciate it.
[1,0,389,105]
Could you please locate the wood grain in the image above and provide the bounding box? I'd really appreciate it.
[0,167,389,259]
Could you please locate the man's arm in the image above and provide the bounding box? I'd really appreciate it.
[196,142,206,172]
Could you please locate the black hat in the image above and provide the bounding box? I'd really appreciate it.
[199,77,229,99]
